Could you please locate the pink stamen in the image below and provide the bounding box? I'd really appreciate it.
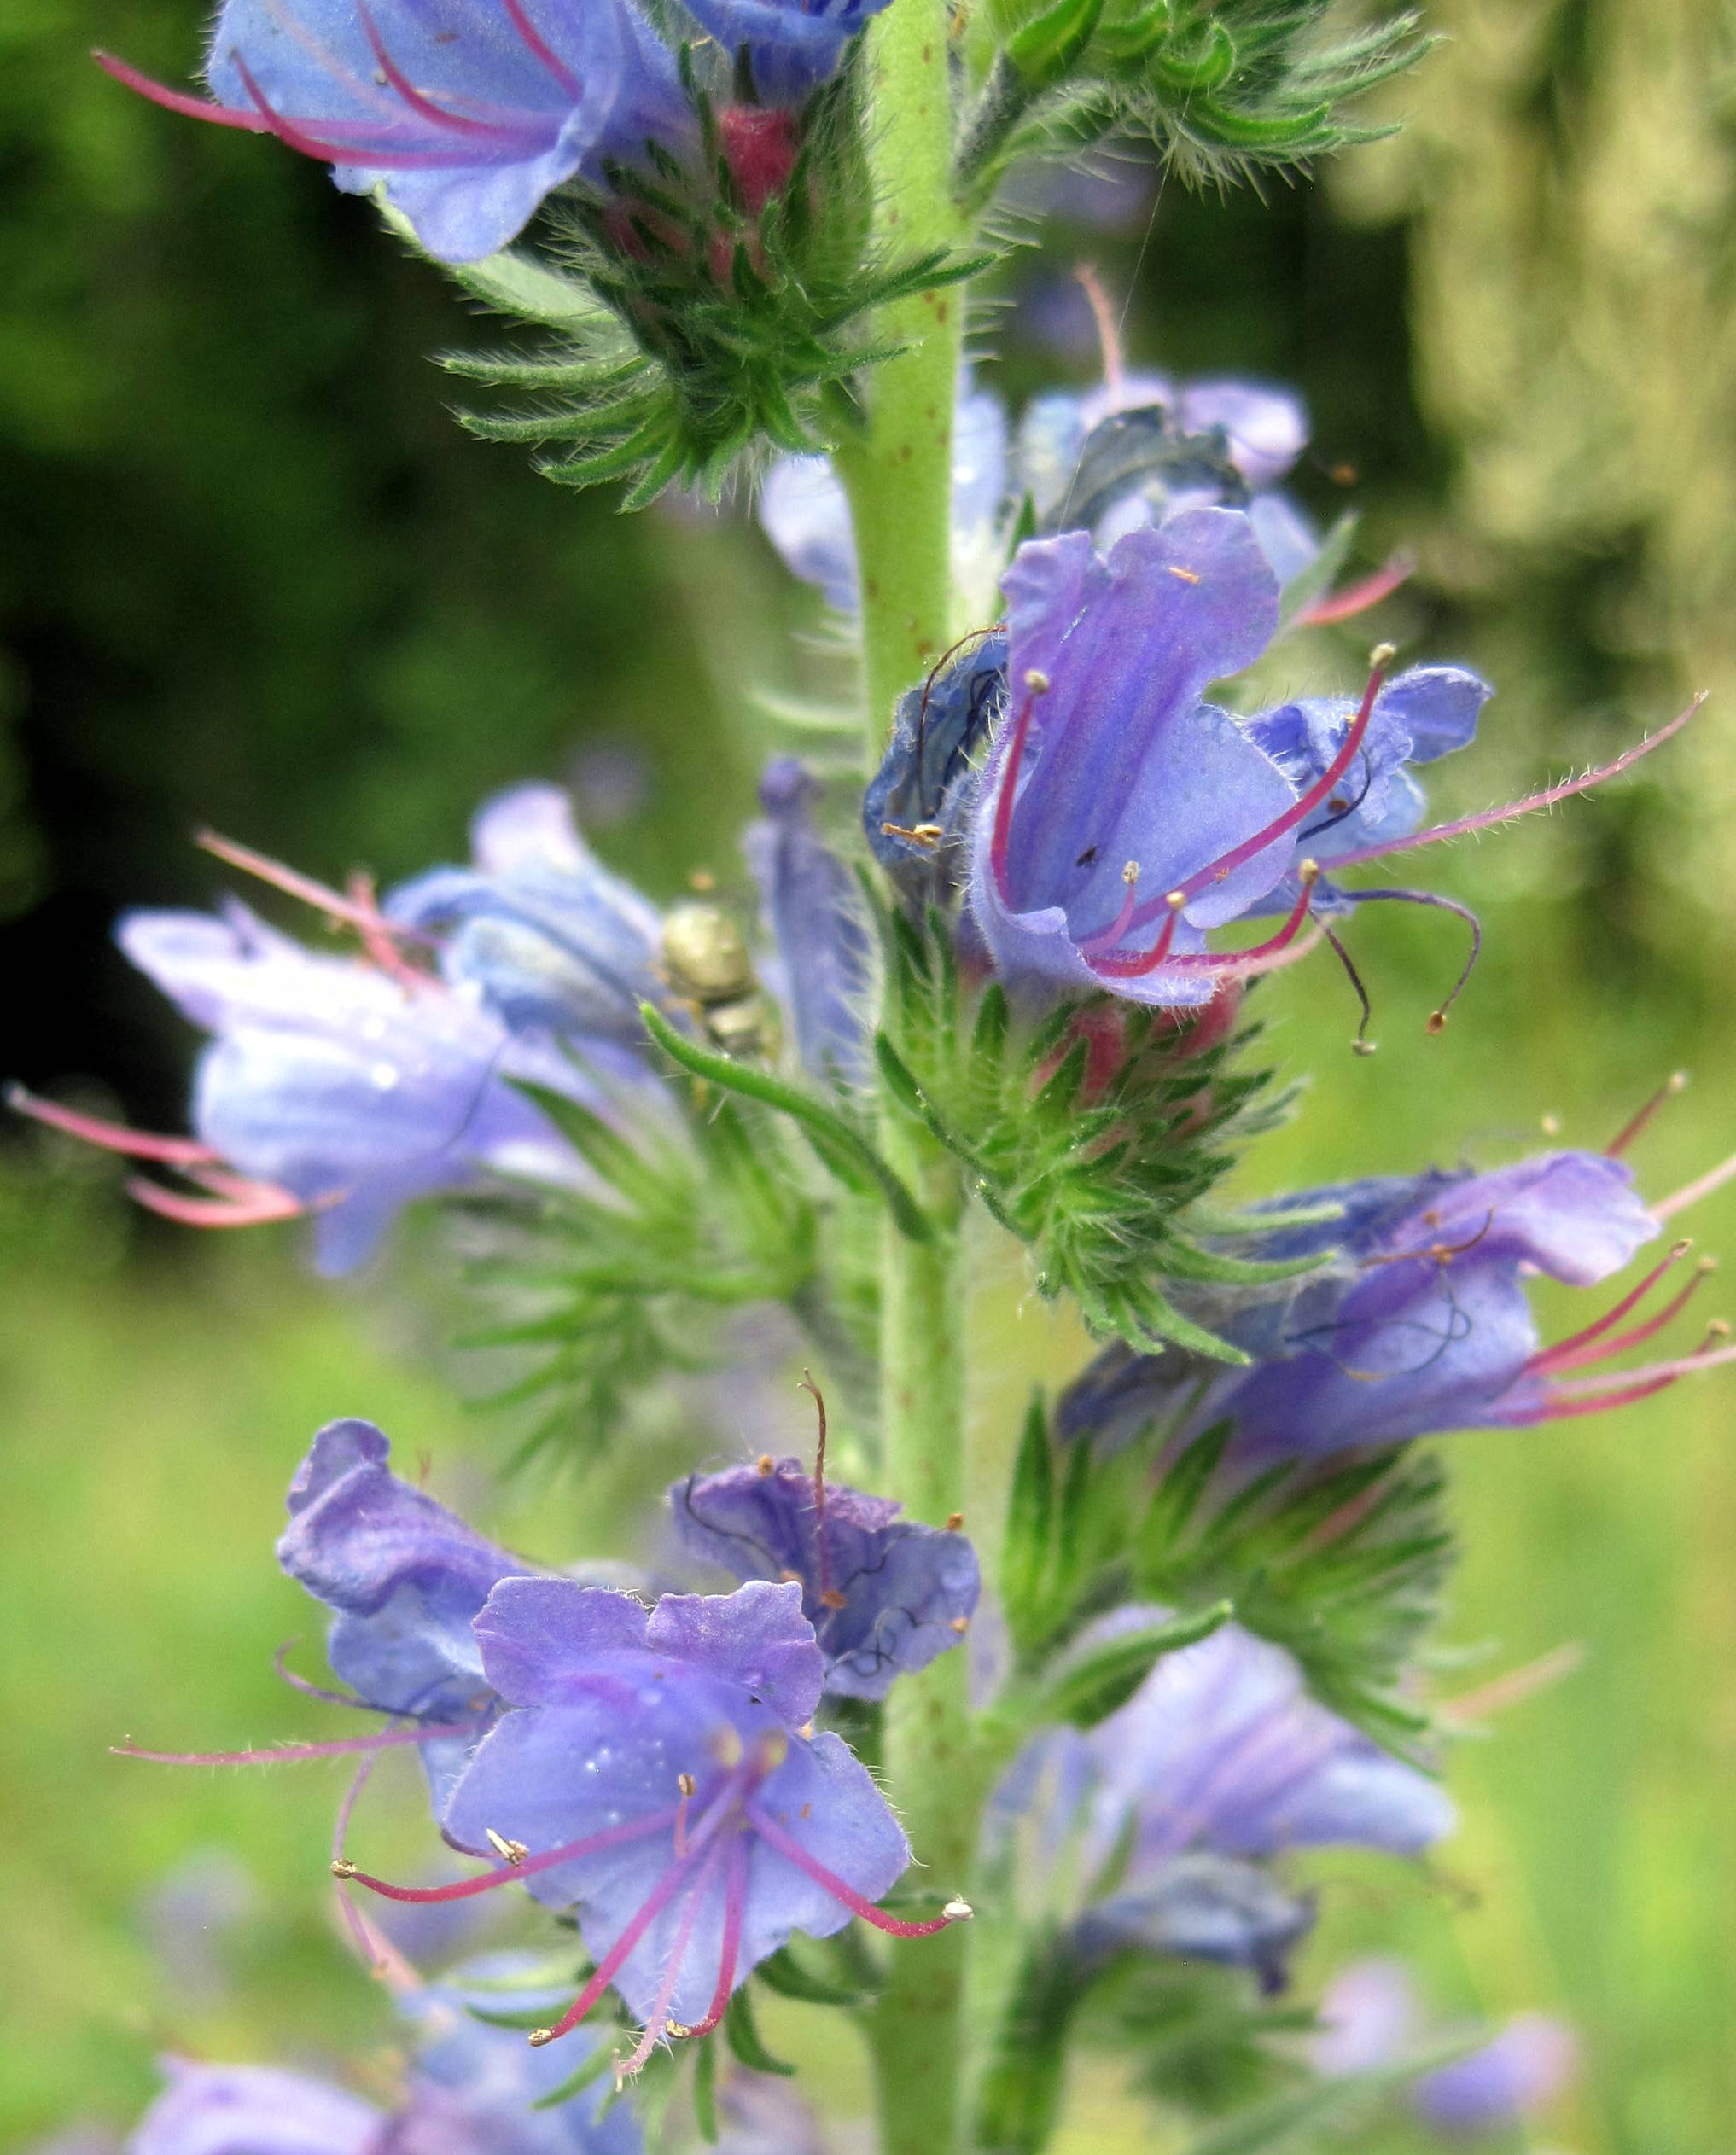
[347,871,429,989]
[274,1641,364,1709]
[125,1174,306,1229]
[744,1803,966,1937]
[618,1838,731,2077]
[530,1852,701,2047]
[1654,1144,1736,1223]
[92,50,272,130]
[1523,1240,1693,1377]
[679,1835,747,2042]
[1294,552,1415,628]
[1075,263,1124,394]
[196,828,428,946]
[501,0,583,95]
[1535,1336,1736,1400]
[988,691,1040,904]
[1324,693,1707,873]
[1170,649,1393,907]
[5,1084,218,1166]
[229,54,504,168]
[1086,890,1185,981]
[1541,1264,1713,1375]
[1605,1071,1689,1158]
[1078,865,1145,955]
[1156,866,1319,975]
[1502,1375,1680,1424]
[343,1805,680,1906]
[354,0,499,134]
[115,1719,483,1767]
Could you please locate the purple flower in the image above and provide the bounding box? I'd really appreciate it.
[863,632,1009,907]
[1414,2015,1578,2134]
[969,510,1310,1011]
[343,1580,966,2076]
[990,1618,1450,1983]
[98,0,692,264]
[386,784,666,1045]
[1059,1150,1670,1460]
[669,1454,980,1699]
[681,0,894,106]
[742,761,871,1083]
[127,2063,382,2155]
[277,1419,537,1807]
[111,899,603,1273]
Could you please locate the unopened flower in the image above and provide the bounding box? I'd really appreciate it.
[386,784,665,1045]
[670,1453,980,1699]
[743,761,871,1083]
[1057,1147,1736,1461]
[97,0,692,264]
[341,1580,966,2076]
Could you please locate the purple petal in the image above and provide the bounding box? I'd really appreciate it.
[474,1579,653,1704]
[131,2063,381,2155]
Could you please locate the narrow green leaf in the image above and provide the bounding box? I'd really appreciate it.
[754,1944,871,2007]
[529,2040,618,2110]
[1040,1600,1235,1726]
[724,1988,797,2076]
[692,2035,719,2143]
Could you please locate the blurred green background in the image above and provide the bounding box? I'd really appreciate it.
[4,0,1736,2149]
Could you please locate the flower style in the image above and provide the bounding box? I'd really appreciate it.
[1314,1959,1577,2138]
[991,1616,1453,1985]
[742,760,872,1083]
[277,1418,539,1808]
[670,1453,980,1699]
[96,0,693,265]
[1055,1146,1736,1461]
[340,1579,967,2075]
[386,783,666,1045]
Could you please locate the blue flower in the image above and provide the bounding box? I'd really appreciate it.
[670,1454,980,1699]
[968,511,1306,1010]
[128,2062,382,2155]
[114,899,606,1273]
[742,760,872,1083]
[386,783,666,1045]
[990,1618,1451,1984]
[1058,1150,1668,1460]
[682,0,895,105]
[277,1418,537,1808]
[98,0,692,264]
[863,632,1009,906]
[343,1579,967,2076]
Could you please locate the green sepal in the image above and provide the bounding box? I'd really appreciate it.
[692,2036,719,2144]
[725,1987,797,2075]
[1005,0,1109,85]
[639,1003,931,1242]
[754,1944,874,2007]
[1034,1599,1235,1725]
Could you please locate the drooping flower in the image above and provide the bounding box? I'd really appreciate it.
[125,1955,638,2155]
[277,1418,539,1808]
[989,1617,1453,1987]
[96,0,693,265]
[10,880,631,1273]
[670,1453,980,1699]
[1314,1960,1578,2139]
[680,0,895,106]
[127,2062,383,2155]
[386,783,666,1045]
[742,760,872,1083]
[339,1579,968,2075]
[1054,1148,1733,1461]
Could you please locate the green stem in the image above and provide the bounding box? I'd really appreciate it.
[834,0,967,755]
[837,3,980,2146]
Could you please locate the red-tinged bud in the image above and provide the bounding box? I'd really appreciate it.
[718,104,801,215]
[1162,977,1246,1058]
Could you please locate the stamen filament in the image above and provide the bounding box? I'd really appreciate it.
[1523,1240,1692,1376]
[1605,1070,1689,1158]
[501,0,583,93]
[1293,553,1415,628]
[744,1803,968,1937]
[987,692,1039,903]
[125,1175,306,1229]
[530,1850,701,2047]
[116,1719,482,1767]
[195,829,429,947]
[1322,693,1707,872]
[341,1806,679,1905]
[1087,889,1185,981]
[1339,886,1482,1033]
[1535,1336,1736,1400]
[1158,864,1319,975]
[1540,1262,1712,1374]
[274,1641,365,1709]
[92,50,273,130]
[354,0,500,134]
[618,1837,731,2077]
[1654,1144,1736,1222]
[5,1084,218,1165]
[679,1834,748,2042]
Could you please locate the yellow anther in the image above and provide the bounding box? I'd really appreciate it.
[330,1858,358,1879]
[946,1511,964,1531]
[1167,565,1202,585]
[1022,668,1051,694]
[677,1772,696,1798]
[486,1827,528,1865]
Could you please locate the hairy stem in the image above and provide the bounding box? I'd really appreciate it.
[838,3,979,2146]
[834,0,966,760]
